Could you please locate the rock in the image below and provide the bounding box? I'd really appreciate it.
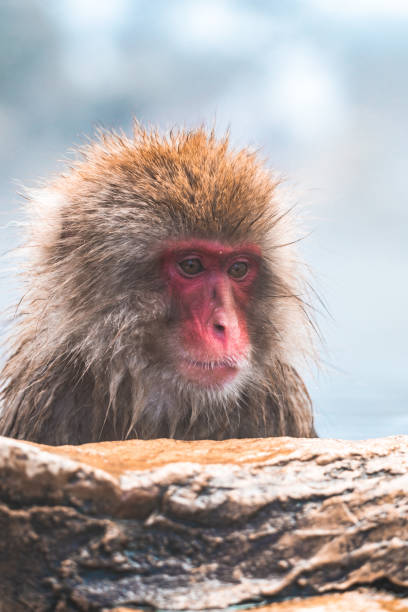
[105,588,408,612]
[1,435,408,611]
[104,589,408,611]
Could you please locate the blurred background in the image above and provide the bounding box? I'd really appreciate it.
[1,0,407,439]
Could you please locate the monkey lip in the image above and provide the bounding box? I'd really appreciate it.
[180,358,240,385]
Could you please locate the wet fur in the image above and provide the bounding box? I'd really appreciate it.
[0,124,316,444]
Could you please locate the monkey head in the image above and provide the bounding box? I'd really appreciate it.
[0,125,316,443]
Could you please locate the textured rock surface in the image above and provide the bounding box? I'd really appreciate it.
[1,435,408,611]
[105,589,408,611]
[106,589,408,612]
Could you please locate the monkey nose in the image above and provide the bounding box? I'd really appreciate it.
[210,308,232,341]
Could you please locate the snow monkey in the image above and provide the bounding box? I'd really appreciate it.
[0,124,317,444]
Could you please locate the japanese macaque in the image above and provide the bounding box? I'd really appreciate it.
[0,124,317,445]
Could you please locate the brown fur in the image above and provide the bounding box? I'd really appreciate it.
[0,124,316,444]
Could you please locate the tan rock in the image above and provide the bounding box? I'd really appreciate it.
[105,589,408,611]
[1,435,408,610]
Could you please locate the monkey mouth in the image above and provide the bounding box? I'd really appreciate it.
[187,358,237,369]
[180,357,242,385]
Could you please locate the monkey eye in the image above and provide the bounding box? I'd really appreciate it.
[228,261,248,279]
[178,258,204,276]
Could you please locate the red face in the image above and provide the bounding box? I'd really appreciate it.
[161,239,261,387]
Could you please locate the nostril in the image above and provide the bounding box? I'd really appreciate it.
[213,323,225,335]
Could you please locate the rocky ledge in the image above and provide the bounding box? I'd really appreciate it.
[1,435,408,611]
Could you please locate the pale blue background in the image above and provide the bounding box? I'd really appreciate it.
[1,0,407,439]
